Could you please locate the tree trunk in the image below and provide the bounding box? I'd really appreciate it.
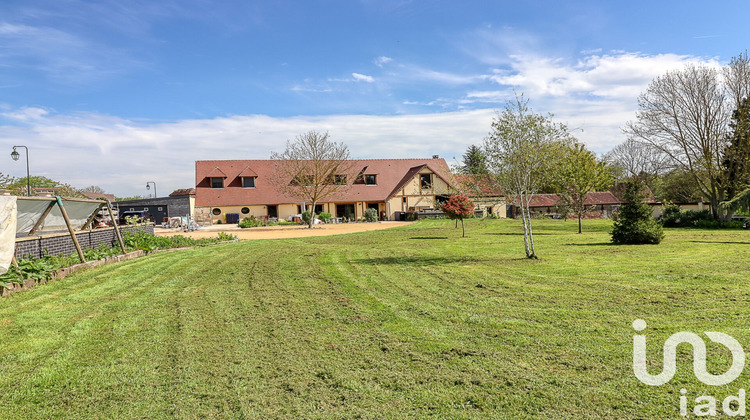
[461,219,465,237]
[523,193,538,259]
[455,219,458,228]
[578,214,582,234]
[308,200,315,228]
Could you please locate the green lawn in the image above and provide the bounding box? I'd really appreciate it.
[1,219,749,419]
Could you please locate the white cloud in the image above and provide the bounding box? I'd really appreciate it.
[352,73,375,83]
[0,109,496,197]
[374,56,393,67]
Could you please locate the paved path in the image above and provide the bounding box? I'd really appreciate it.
[154,221,413,240]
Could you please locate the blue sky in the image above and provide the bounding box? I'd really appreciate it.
[1,0,749,196]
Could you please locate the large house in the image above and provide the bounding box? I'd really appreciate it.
[195,157,486,223]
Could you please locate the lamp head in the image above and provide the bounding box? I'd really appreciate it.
[11,148,19,161]
[146,183,151,190]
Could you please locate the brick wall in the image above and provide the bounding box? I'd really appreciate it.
[15,225,154,259]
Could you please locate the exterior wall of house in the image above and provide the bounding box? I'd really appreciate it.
[650,202,710,219]
[401,168,452,196]
[473,198,507,218]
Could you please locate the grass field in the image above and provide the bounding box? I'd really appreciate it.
[1,219,749,418]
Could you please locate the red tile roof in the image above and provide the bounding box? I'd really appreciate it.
[195,158,454,207]
[453,174,504,197]
[80,192,115,202]
[207,167,228,178]
[169,188,196,197]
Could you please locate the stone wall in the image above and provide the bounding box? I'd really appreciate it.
[14,225,154,259]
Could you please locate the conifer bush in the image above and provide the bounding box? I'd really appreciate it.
[611,181,664,244]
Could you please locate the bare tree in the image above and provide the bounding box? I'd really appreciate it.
[484,94,573,259]
[79,185,107,194]
[724,50,750,111]
[270,131,353,228]
[624,64,729,219]
[603,138,670,185]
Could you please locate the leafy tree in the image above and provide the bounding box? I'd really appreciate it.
[0,173,16,190]
[458,145,489,175]
[557,144,614,233]
[271,131,353,228]
[722,188,750,215]
[654,168,703,203]
[115,195,147,201]
[611,181,664,245]
[441,194,474,237]
[8,176,82,197]
[723,96,750,200]
[484,94,573,259]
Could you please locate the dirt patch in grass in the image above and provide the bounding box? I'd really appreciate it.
[155,221,413,240]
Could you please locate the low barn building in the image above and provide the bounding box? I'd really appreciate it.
[194,157,471,223]
[114,189,195,224]
[511,192,622,219]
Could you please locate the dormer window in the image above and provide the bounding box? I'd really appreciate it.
[334,175,347,185]
[365,174,377,185]
[242,177,256,188]
[211,177,224,189]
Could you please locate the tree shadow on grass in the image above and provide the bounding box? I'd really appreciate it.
[353,256,488,266]
[565,242,615,246]
[689,240,750,245]
[409,237,449,240]
[482,232,554,236]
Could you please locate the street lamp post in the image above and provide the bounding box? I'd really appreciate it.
[10,146,30,196]
[146,181,157,198]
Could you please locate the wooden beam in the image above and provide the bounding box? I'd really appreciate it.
[28,200,57,236]
[81,202,105,231]
[56,197,86,263]
[106,202,127,255]
[11,255,18,267]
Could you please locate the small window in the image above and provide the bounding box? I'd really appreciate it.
[402,197,407,204]
[334,175,347,185]
[143,207,149,211]
[212,208,221,215]
[211,177,224,188]
[420,174,431,189]
[129,208,134,211]
[365,174,377,185]
[241,207,250,214]
[242,177,256,188]
[157,207,163,211]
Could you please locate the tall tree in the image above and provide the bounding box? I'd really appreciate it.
[484,94,573,259]
[724,50,750,112]
[723,96,750,200]
[624,63,728,219]
[271,131,353,228]
[603,138,670,187]
[557,144,614,233]
[458,145,489,175]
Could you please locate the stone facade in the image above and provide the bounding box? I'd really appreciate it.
[14,225,154,259]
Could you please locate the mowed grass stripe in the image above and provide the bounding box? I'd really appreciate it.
[0,219,749,418]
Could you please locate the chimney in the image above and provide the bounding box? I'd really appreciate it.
[432,155,439,159]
